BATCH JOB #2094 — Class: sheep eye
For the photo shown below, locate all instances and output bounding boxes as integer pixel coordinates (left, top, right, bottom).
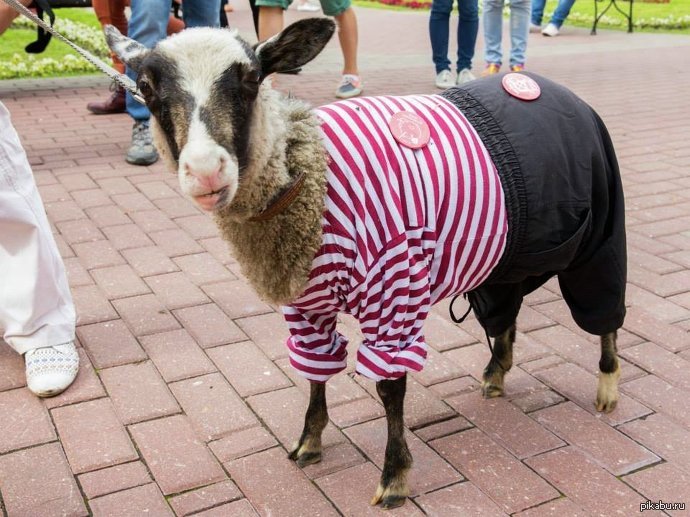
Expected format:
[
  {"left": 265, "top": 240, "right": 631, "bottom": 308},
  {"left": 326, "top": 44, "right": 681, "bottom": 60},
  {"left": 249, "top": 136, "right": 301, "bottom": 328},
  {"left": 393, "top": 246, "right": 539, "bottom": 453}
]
[{"left": 138, "top": 80, "right": 153, "bottom": 98}]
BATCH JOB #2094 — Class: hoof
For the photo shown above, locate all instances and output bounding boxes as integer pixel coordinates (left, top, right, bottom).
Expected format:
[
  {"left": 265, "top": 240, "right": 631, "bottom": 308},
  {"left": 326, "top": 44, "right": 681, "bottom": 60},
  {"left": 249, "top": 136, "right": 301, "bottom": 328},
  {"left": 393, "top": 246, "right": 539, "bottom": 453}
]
[
  {"left": 481, "top": 380, "right": 504, "bottom": 398},
  {"left": 370, "top": 475, "right": 409, "bottom": 509},
  {"left": 595, "top": 368, "right": 620, "bottom": 414},
  {"left": 288, "top": 440, "right": 322, "bottom": 467}
]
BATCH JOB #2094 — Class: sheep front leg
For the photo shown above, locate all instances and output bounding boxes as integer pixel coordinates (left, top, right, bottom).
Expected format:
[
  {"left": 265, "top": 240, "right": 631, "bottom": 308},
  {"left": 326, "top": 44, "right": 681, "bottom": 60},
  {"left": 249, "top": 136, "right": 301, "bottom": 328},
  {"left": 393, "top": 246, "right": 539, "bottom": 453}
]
[
  {"left": 481, "top": 324, "right": 516, "bottom": 398},
  {"left": 371, "top": 375, "right": 412, "bottom": 509},
  {"left": 596, "top": 332, "right": 620, "bottom": 413},
  {"left": 289, "top": 382, "right": 328, "bottom": 467}
]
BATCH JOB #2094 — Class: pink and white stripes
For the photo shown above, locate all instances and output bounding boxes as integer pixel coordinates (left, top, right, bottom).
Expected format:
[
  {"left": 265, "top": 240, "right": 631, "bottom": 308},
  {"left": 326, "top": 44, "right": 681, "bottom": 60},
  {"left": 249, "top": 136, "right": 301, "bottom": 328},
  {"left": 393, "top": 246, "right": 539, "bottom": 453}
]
[{"left": 285, "top": 95, "right": 507, "bottom": 382}]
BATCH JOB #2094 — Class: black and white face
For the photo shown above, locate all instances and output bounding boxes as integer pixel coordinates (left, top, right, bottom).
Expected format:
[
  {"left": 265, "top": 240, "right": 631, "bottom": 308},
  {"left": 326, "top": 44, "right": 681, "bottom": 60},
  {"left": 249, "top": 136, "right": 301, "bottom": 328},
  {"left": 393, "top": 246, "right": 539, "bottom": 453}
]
[{"left": 106, "top": 20, "right": 335, "bottom": 211}]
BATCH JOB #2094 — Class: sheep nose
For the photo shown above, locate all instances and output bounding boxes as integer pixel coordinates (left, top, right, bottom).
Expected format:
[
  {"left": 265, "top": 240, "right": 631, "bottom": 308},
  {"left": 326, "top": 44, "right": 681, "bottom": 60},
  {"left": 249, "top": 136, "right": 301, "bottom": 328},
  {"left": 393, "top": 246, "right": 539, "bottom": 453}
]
[{"left": 185, "top": 162, "right": 225, "bottom": 192}]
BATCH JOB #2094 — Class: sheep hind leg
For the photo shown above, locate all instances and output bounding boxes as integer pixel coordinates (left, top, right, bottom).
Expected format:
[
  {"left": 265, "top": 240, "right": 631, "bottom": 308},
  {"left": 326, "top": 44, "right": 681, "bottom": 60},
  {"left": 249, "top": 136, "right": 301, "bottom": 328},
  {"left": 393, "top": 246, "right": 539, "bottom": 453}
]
[
  {"left": 371, "top": 375, "right": 412, "bottom": 509},
  {"left": 481, "top": 323, "right": 516, "bottom": 398},
  {"left": 596, "top": 331, "right": 620, "bottom": 413},
  {"left": 289, "top": 382, "right": 328, "bottom": 467}
]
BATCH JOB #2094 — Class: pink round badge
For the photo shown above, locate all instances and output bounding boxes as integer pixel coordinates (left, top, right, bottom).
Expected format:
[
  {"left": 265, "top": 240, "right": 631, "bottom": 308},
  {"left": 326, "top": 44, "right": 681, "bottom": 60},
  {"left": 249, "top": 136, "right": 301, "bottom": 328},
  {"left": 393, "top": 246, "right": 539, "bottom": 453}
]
[
  {"left": 389, "top": 111, "right": 430, "bottom": 149},
  {"left": 502, "top": 73, "right": 541, "bottom": 101}
]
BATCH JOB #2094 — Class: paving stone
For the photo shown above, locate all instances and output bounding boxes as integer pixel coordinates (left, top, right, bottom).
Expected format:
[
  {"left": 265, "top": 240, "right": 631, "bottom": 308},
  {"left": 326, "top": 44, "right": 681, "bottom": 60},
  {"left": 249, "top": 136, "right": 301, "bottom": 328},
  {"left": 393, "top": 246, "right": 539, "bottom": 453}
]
[
  {"left": 169, "top": 480, "right": 243, "bottom": 516},
  {"left": 514, "top": 499, "right": 589, "bottom": 517},
  {"left": 77, "top": 319, "right": 147, "bottom": 369},
  {"left": 428, "top": 375, "right": 480, "bottom": 399},
  {"left": 191, "top": 499, "right": 259, "bottom": 517},
  {"left": 345, "top": 417, "right": 463, "bottom": 496},
  {"left": 78, "top": 461, "right": 152, "bottom": 499},
  {"left": 236, "top": 312, "right": 291, "bottom": 360},
  {"left": 136, "top": 180, "right": 178, "bottom": 200},
  {"left": 121, "top": 246, "right": 180, "bottom": 277},
  {"left": 96, "top": 177, "right": 137, "bottom": 195},
  {"left": 525, "top": 447, "right": 654, "bottom": 517},
  {"left": 317, "top": 462, "right": 424, "bottom": 516},
  {"left": 300, "top": 442, "right": 367, "bottom": 480},
  {"left": 533, "top": 401, "right": 659, "bottom": 475},
  {"left": 154, "top": 195, "right": 202, "bottom": 218},
  {"left": 129, "top": 415, "right": 226, "bottom": 495},
  {"left": 199, "top": 236, "right": 235, "bottom": 264},
  {"left": 207, "top": 341, "right": 292, "bottom": 397},
  {"left": 174, "top": 214, "right": 220, "bottom": 239},
  {"left": 91, "top": 264, "right": 151, "bottom": 299},
  {"left": 63, "top": 256, "right": 94, "bottom": 286},
  {"left": 623, "top": 306, "right": 690, "bottom": 352},
  {"left": 203, "top": 280, "right": 273, "bottom": 320},
  {"left": 529, "top": 325, "right": 601, "bottom": 373},
  {"left": 620, "top": 341, "right": 690, "bottom": 390},
  {"left": 72, "top": 188, "right": 112, "bottom": 209},
  {"left": 170, "top": 373, "right": 258, "bottom": 441},
  {"left": 172, "top": 252, "right": 235, "bottom": 285},
  {"left": 129, "top": 209, "right": 178, "bottom": 232},
  {"left": 247, "top": 386, "right": 345, "bottom": 450},
  {"left": 425, "top": 311, "right": 478, "bottom": 352},
  {"left": 446, "top": 392, "right": 564, "bottom": 459},
  {"left": 52, "top": 398, "right": 138, "bottom": 474},
  {"left": 88, "top": 483, "right": 174, "bottom": 517},
  {"left": 42, "top": 348, "right": 107, "bottom": 409},
  {"left": 431, "top": 428, "right": 559, "bottom": 514},
  {"left": 101, "top": 224, "right": 154, "bottom": 251},
  {"left": 144, "top": 271, "right": 210, "bottom": 310},
  {"left": 56, "top": 218, "right": 104, "bottom": 244},
  {"left": 112, "top": 294, "right": 180, "bottom": 336},
  {"left": 443, "top": 342, "right": 491, "bottom": 381},
  {"left": 208, "top": 426, "right": 278, "bottom": 463},
  {"left": 328, "top": 395, "right": 386, "bottom": 428},
  {"left": 100, "top": 361, "right": 180, "bottom": 424},
  {"left": 623, "top": 462, "right": 690, "bottom": 516},
  {"left": 0, "top": 388, "right": 56, "bottom": 453},
  {"left": 622, "top": 374, "right": 690, "bottom": 430},
  {"left": 225, "top": 448, "right": 339, "bottom": 517},
  {"left": 535, "top": 362, "right": 652, "bottom": 425},
  {"left": 414, "top": 415, "right": 473, "bottom": 442},
  {"left": 510, "top": 389, "right": 565, "bottom": 413},
  {"left": 173, "top": 303, "right": 248, "bottom": 348},
  {"left": 112, "top": 192, "right": 156, "bottom": 212},
  {"left": 0, "top": 343, "right": 26, "bottom": 391},
  {"left": 412, "top": 346, "right": 468, "bottom": 387},
  {"left": 45, "top": 200, "right": 85, "bottom": 222},
  {"left": 72, "top": 285, "right": 119, "bottom": 325},
  {"left": 0, "top": 443, "right": 88, "bottom": 517},
  {"left": 619, "top": 413, "right": 690, "bottom": 475},
  {"left": 149, "top": 228, "right": 204, "bottom": 257},
  {"left": 415, "top": 481, "right": 508, "bottom": 517},
  {"left": 73, "top": 240, "right": 125, "bottom": 270},
  {"left": 139, "top": 329, "right": 216, "bottom": 382}
]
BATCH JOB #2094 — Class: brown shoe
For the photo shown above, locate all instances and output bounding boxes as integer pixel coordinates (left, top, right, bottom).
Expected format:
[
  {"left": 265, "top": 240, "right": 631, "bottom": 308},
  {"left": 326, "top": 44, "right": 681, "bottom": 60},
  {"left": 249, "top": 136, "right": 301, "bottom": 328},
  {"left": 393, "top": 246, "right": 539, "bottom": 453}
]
[{"left": 87, "top": 84, "right": 126, "bottom": 115}]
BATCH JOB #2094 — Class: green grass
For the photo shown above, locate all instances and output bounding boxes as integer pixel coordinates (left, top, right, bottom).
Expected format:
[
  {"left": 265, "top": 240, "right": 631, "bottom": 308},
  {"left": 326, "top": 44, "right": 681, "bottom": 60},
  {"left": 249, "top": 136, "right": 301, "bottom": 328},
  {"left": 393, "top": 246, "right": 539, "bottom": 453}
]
[{"left": 0, "top": 8, "right": 102, "bottom": 77}]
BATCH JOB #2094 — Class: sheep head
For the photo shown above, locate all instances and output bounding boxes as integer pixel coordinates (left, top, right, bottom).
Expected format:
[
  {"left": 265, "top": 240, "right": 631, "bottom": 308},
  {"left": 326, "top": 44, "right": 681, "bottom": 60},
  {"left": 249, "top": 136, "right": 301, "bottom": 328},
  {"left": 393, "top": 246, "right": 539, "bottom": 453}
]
[{"left": 105, "top": 19, "right": 335, "bottom": 211}]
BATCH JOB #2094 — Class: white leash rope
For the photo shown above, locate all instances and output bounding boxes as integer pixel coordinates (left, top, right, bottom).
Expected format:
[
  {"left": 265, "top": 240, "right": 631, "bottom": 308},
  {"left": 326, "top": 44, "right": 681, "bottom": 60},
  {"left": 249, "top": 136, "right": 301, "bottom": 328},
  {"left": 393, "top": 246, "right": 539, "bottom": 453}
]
[{"left": 1, "top": 0, "right": 145, "bottom": 104}]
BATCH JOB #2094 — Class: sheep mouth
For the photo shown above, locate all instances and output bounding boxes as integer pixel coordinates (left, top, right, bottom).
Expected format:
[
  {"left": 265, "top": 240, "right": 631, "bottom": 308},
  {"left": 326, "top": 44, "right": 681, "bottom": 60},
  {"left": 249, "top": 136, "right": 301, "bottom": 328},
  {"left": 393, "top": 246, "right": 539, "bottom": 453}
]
[{"left": 193, "top": 186, "right": 229, "bottom": 211}]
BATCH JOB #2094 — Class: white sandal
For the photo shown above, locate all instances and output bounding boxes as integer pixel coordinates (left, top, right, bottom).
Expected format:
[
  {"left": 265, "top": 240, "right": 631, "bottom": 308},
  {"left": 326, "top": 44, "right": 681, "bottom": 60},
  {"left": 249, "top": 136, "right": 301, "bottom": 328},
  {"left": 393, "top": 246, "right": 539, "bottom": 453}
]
[{"left": 24, "top": 341, "right": 79, "bottom": 397}]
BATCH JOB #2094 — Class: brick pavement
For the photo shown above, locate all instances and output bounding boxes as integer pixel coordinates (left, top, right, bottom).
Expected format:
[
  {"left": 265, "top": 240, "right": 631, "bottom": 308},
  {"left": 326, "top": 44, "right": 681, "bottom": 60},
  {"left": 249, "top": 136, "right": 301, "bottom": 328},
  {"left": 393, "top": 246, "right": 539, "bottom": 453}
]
[{"left": 1, "top": 4, "right": 690, "bottom": 516}]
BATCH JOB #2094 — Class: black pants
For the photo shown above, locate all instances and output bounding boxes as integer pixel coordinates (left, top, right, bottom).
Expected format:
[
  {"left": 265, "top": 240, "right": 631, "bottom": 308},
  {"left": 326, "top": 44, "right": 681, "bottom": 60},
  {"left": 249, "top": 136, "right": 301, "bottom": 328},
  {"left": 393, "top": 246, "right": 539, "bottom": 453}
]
[{"left": 442, "top": 73, "right": 626, "bottom": 337}]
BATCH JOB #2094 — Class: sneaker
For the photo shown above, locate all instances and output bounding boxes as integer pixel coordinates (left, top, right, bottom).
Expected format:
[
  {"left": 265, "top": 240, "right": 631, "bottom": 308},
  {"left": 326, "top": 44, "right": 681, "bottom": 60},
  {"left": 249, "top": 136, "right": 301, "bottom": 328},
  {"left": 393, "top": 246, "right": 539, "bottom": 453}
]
[
  {"left": 542, "top": 23, "right": 560, "bottom": 36},
  {"left": 510, "top": 64, "right": 525, "bottom": 72},
  {"left": 25, "top": 342, "right": 79, "bottom": 398},
  {"left": 335, "top": 74, "right": 363, "bottom": 99},
  {"left": 297, "top": 0, "right": 320, "bottom": 11},
  {"left": 482, "top": 63, "right": 501, "bottom": 77},
  {"left": 456, "top": 68, "right": 476, "bottom": 85},
  {"left": 435, "top": 69, "right": 455, "bottom": 89},
  {"left": 87, "top": 83, "right": 126, "bottom": 115},
  {"left": 529, "top": 23, "right": 542, "bottom": 33},
  {"left": 126, "top": 120, "right": 158, "bottom": 165}
]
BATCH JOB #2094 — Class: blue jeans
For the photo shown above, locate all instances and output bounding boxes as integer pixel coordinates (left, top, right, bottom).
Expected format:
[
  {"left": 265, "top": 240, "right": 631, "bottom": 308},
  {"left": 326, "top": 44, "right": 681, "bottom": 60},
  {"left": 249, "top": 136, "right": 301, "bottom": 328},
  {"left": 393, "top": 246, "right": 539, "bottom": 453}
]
[
  {"left": 482, "top": 0, "right": 530, "bottom": 67},
  {"left": 126, "top": 0, "right": 221, "bottom": 121},
  {"left": 531, "top": 0, "right": 576, "bottom": 27},
  {"left": 429, "top": 0, "right": 479, "bottom": 73}
]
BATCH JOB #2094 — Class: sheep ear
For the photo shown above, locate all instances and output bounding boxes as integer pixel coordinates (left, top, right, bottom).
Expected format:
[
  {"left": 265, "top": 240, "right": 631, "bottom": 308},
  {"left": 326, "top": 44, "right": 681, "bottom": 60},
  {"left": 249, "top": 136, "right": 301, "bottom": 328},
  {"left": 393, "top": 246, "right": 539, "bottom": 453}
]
[
  {"left": 104, "top": 24, "right": 150, "bottom": 72},
  {"left": 254, "top": 18, "right": 335, "bottom": 78}
]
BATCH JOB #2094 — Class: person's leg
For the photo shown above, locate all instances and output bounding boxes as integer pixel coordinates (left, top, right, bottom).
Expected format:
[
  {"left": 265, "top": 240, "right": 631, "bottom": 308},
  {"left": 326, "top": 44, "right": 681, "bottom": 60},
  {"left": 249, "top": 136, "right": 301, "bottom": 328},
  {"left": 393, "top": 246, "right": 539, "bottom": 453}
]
[
  {"left": 550, "top": 0, "right": 576, "bottom": 27},
  {"left": 482, "top": 0, "right": 504, "bottom": 68},
  {"left": 182, "top": 0, "right": 221, "bottom": 27},
  {"left": 0, "top": 0, "right": 30, "bottom": 36},
  {"left": 456, "top": 0, "right": 479, "bottom": 72},
  {"left": 531, "top": 0, "right": 547, "bottom": 25},
  {"left": 257, "top": 6, "right": 284, "bottom": 40},
  {"left": 0, "top": 102, "right": 78, "bottom": 397},
  {"left": 508, "top": 0, "right": 530, "bottom": 68},
  {"left": 429, "top": 0, "right": 452, "bottom": 75},
  {"left": 333, "top": 7, "right": 358, "bottom": 76}
]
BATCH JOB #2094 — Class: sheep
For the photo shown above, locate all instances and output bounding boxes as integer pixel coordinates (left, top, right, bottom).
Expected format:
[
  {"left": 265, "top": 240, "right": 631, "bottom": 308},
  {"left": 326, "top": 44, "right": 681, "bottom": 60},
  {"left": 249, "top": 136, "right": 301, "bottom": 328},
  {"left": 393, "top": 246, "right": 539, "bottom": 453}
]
[{"left": 106, "top": 18, "right": 627, "bottom": 509}]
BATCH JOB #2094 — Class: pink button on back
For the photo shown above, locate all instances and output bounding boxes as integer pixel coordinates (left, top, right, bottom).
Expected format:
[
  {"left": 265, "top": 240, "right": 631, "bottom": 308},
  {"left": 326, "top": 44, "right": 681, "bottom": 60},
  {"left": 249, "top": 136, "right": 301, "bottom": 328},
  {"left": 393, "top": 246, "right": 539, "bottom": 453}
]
[
  {"left": 502, "top": 73, "right": 541, "bottom": 101},
  {"left": 389, "top": 111, "right": 430, "bottom": 149}
]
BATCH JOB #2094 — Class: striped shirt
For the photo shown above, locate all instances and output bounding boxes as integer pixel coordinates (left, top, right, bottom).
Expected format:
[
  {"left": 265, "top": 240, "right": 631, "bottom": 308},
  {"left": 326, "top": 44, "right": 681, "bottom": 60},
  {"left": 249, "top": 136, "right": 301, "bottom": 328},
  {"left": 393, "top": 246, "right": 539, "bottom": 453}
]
[{"left": 284, "top": 95, "right": 507, "bottom": 382}]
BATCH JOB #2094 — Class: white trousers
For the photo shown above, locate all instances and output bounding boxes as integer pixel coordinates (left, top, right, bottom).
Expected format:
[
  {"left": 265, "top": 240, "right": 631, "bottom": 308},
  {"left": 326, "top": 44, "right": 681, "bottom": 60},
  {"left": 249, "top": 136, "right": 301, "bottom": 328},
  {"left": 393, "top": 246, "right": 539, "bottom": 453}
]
[{"left": 0, "top": 101, "right": 75, "bottom": 355}]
